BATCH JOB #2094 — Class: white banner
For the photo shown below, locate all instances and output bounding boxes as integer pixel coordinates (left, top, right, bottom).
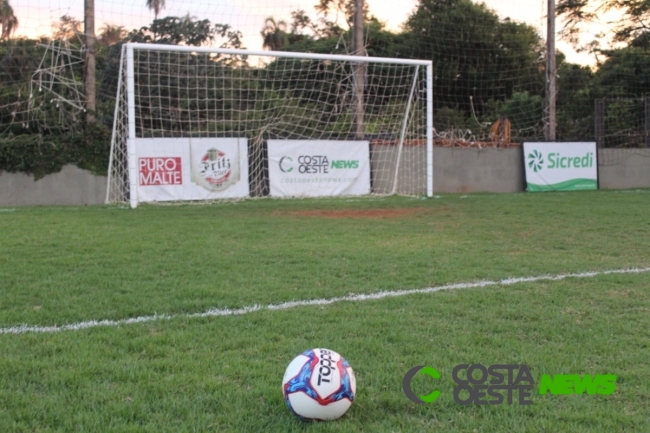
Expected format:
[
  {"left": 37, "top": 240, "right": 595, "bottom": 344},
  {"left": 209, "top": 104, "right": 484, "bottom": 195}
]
[
  {"left": 523, "top": 142, "right": 598, "bottom": 192},
  {"left": 134, "top": 137, "right": 249, "bottom": 202},
  {"left": 268, "top": 140, "right": 370, "bottom": 197}
]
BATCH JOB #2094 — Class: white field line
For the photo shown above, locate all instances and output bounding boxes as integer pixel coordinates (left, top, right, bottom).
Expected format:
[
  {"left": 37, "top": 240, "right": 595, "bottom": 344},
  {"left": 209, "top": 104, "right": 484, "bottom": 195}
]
[{"left": 2, "top": 267, "right": 649, "bottom": 335}]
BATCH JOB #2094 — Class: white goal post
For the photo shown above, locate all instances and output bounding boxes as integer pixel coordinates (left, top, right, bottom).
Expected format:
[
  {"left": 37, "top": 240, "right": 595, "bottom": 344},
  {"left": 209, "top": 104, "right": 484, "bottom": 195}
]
[{"left": 106, "top": 43, "right": 433, "bottom": 207}]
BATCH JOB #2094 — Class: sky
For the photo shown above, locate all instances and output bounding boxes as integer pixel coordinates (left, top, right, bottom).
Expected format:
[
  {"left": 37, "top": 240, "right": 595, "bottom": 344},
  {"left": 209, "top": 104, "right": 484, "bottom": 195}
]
[{"left": 13, "top": 0, "right": 618, "bottom": 66}]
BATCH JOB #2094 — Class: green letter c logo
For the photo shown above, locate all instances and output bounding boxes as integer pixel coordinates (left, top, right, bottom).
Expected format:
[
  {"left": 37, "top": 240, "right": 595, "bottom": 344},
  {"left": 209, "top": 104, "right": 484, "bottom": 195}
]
[{"left": 403, "top": 366, "right": 441, "bottom": 403}]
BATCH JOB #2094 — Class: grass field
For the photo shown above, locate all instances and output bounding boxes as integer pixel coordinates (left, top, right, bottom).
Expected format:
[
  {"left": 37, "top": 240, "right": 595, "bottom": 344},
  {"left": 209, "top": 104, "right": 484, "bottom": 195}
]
[{"left": 1, "top": 190, "right": 649, "bottom": 432}]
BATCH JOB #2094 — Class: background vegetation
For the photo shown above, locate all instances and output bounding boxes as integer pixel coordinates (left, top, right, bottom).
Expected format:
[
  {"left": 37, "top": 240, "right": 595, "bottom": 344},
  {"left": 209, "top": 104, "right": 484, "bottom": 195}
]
[{"left": 1, "top": 0, "right": 650, "bottom": 177}]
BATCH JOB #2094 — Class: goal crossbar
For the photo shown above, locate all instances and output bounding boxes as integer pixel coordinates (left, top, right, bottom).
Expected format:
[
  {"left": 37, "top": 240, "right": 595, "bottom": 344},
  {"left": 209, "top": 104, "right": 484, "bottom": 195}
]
[{"left": 123, "top": 43, "right": 433, "bottom": 67}]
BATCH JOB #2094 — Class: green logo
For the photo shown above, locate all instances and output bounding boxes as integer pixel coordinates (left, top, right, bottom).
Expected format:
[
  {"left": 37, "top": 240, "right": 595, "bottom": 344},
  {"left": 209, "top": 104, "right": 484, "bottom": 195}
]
[
  {"left": 539, "top": 374, "right": 617, "bottom": 395},
  {"left": 528, "top": 150, "right": 544, "bottom": 172},
  {"left": 547, "top": 152, "right": 594, "bottom": 169},
  {"left": 279, "top": 156, "right": 293, "bottom": 173},
  {"left": 402, "top": 366, "right": 441, "bottom": 403},
  {"left": 403, "top": 365, "right": 617, "bottom": 405}
]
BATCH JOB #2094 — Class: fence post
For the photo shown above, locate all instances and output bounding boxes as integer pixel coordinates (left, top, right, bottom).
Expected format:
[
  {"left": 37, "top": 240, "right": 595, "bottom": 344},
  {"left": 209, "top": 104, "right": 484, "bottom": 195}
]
[
  {"left": 643, "top": 97, "right": 650, "bottom": 147},
  {"left": 595, "top": 99, "right": 605, "bottom": 148}
]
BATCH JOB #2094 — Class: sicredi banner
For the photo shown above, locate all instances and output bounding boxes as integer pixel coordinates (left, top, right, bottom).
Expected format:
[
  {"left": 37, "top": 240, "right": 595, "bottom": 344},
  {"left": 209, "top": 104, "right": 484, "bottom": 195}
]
[
  {"left": 267, "top": 140, "right": 370, "bottom": 197},
  {"left": 523, "top": 142, "right": 598, "bottom": 192},
  {"left": 134, "top": 137, "right": 249, "bottom": 202}
]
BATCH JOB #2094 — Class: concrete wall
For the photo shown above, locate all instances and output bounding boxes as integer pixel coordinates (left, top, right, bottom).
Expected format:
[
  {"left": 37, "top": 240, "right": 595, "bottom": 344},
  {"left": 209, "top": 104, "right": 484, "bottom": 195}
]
[
  {"left": 370, "top": 144, "right": 427, "bottom": 194},
  {"left": 433, "top": 147, "right": 524, "bottom": 193},
  {"left": 598, "top": 149, "right": 650, "bottom": 190},
  {"left": 369, "top": 146, "right": 650, "bottom": 194},
  {"left": 1, "top": 148, "right": 648, "bottom": 206},
  {"left": 0, "top": 165, "right": 107, "bottom": 206}
]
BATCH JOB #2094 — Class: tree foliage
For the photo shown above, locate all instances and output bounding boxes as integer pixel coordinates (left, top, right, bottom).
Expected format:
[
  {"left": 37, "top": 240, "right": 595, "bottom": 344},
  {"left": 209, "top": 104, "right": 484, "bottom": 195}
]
[
  {"left": 128, "top": 15, "right": 243, "bottom": 48},
  {"left": 0, "top": 0, "right": 18, "bottom": 40},
  {"left": 558, "top": 0, "right": 650, "bottom": 46},
  {"left": 146, "top": 0, "right": 166, "bottom": 19},
  {"left": 261, "top": 18, "right": 289, "bottom": 51},
  {"left": 555, "top": 59, "right": 595, "bottom": 140},
  {"left": 4, "top": 0, "right": 650, "bottom": 179},
  {"left": 99, "top": 24, "right": 127, "bottom": 47},
  {"left": 402, "top": 0, "right": 544, "bottom": 119},
  {"left": 594, "top": 45, "right": 650, "bottom": 97}
]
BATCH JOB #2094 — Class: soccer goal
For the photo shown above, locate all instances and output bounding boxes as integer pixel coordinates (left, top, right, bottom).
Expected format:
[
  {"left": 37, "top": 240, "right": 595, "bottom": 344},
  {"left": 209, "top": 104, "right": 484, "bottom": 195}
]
[{"left": 106, "top": 43, "right": 433, "bottom": 207}]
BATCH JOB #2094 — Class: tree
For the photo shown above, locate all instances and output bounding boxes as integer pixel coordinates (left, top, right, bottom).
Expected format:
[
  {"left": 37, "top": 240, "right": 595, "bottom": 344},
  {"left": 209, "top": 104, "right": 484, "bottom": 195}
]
[
  {"left": 593, "top": 45, "right": 650, "bottom": 97},
  {"left": 402, "top": 0, "right": 544, "bottom": 116},
  {"left": 0, "top": 0, "right": 17, "bottom": 40},
  {"left": 261, "top": 18, "right": 289, "bottom": 51},
  {"left": 146, "top": 0, "right": 166, "bottom": 19},
  {"left": 98, "top": 24, "right": 126, "bottom": 47},
  {"left": 270, "top": 0, "right": 370, "bottom": 45},
  {"left": 261, "top": 0, "right": 393, "bottom": 56},
  {"left": 558, "top": 0, "right": 650, "bottom": 46},
  {"left": 52, "top": 14, "right": 83, "bottom": 41},
  {"left": 555, "top": 57, "right": 595, "bottom": 140},
  {"left": 557, "top": 1, "right": 650, "bottom": 143},
  {"left": 128, "top": 15, "right": 243, "bottom": 48}
]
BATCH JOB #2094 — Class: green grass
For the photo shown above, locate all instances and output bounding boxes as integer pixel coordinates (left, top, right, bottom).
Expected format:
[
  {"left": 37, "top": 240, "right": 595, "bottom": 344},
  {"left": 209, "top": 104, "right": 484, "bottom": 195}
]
[{"left": 1, "top": 190, "right": 649, "bottom": 432}]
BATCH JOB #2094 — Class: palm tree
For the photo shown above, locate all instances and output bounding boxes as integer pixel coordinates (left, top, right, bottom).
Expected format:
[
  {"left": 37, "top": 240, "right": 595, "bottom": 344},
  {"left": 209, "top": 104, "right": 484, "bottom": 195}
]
[
  {"left": 0, "top": 0, "right": 18, "bottom": 40},
  {"left": 98, "top": 24, "right": 126, "bottom": 47},
  {"left": 146, "top": 0, "right": 166, "bottom": 19},
  {"left": 261, "top": 17, "right": 288, "bottom": 51}
]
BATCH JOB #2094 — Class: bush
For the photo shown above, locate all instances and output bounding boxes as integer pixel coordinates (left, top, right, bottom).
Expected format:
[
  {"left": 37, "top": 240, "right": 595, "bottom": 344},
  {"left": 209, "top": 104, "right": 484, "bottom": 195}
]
[{"left": 0, "top": 122, "right": 111, "bottom": 180}]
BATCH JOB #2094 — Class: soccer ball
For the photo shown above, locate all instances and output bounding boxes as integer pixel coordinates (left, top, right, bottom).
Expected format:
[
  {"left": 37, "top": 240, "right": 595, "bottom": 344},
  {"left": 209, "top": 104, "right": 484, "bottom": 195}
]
[{"left": 282, "top": 348, "right": 356, "bottom": 421}]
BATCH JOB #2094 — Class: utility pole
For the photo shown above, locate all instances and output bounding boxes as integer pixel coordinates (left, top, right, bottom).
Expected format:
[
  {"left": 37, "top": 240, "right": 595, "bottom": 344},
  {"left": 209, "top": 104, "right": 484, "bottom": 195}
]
[
  {"left": 545, "top": 0, "right": 556, "bottom": 141},
  {"left": 352, "top": 0, "right": 366, "bottom": 140},
  {"left": 85, "top": 0, "right": 96, "bottom": 122}
]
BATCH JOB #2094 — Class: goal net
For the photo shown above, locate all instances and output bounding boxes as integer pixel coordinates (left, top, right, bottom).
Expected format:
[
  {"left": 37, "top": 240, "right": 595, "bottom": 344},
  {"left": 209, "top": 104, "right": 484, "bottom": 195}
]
[{"left": 106, "top": 43, "right": 432, "bottom": 207}]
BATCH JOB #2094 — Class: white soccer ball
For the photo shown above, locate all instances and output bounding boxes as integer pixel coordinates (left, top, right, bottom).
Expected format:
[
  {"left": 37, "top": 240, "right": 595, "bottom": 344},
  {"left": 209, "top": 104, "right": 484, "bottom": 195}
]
[{"left": 282, "top": 348, "right": 356, "bottom": 421}]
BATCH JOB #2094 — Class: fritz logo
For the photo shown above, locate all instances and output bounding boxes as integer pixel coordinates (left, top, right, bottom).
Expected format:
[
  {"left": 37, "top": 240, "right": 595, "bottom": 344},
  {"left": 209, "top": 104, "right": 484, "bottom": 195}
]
[
  {"left": 191, "top": 146, "right": 239, "bottom": 192},
  {"left": 139, "top": 157, "right": 182, "bottom": 186},
  {"left": 200, "top": 148, "right": 231, "bottom": 185}
]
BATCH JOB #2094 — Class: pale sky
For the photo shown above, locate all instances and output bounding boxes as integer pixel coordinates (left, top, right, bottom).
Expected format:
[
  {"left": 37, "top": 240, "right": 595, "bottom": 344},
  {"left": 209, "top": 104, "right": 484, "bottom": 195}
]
[{"left": 13, "top": 0, "right": 617, "bottom": 66}]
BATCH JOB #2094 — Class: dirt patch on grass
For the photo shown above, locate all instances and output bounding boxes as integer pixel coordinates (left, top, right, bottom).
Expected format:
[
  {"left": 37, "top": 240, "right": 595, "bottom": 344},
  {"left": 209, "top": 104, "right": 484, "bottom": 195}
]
[{"left": 275, "top": 207, "right": 444, "bottom": 219}]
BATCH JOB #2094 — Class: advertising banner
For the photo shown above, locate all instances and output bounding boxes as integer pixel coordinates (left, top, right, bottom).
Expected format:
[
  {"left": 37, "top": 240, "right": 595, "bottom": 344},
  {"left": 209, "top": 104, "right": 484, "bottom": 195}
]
[
  {"left": 134, "top": 137, "right": 249, "bottom": 202},
  {"left": 267, "top": 140, "right": 370, "bottom": 197},
  {"left": 523, "top": 142, "right": 598, "bottom": 191}
]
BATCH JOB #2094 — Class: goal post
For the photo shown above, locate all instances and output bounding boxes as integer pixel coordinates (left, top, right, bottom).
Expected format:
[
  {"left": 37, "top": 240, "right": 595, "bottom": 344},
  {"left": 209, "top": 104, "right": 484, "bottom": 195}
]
[{"left": 106, "top": 43, "right": 433, "bottom": 207}]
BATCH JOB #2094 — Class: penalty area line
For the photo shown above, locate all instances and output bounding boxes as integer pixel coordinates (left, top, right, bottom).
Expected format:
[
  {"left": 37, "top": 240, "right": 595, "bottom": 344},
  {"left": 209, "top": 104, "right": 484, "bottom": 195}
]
[{"left": 2, "top": 267, "right": 649, "bottom": 335}]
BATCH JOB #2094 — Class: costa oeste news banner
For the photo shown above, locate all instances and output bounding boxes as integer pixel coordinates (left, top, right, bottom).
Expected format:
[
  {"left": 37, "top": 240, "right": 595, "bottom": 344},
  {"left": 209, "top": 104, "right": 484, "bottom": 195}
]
[
  {"left": 523, "top": 142, "right": 598, "bottom": 192},
  {"left": 267, "top": 140, "right": 371, "bottom": 198}
]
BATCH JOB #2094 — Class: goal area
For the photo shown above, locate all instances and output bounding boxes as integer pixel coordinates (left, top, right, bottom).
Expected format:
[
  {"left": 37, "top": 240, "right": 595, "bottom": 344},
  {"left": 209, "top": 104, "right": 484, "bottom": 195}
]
[{"left": 106, "top": 43, "right": 432, "bottom": 207}]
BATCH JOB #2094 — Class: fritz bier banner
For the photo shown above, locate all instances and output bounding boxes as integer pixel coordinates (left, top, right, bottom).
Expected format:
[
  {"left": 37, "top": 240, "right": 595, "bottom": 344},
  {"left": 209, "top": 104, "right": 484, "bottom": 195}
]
[
  {"left": 523, "top": 142, "right": 598, "bottom": 192},
  {"left": 134, "top": 137, "right": 249, "bottom": 202},
  {"left": 267, "top": 140, "right": 371, "bottom": 197}
]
